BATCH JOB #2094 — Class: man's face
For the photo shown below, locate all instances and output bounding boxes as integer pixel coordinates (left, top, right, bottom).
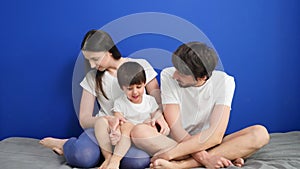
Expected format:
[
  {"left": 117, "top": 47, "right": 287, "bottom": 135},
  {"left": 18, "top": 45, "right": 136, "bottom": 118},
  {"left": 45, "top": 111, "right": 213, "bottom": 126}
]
[{"left": 172, "top": 70, "right": 197, "bottom": 88}]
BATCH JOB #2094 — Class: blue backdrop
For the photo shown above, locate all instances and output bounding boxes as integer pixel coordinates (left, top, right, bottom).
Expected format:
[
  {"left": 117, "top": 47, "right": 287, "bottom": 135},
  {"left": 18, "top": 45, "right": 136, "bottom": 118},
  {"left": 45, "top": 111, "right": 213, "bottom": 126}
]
[{"left": 1, "top": 0, "right": 300, "bottom": 140}]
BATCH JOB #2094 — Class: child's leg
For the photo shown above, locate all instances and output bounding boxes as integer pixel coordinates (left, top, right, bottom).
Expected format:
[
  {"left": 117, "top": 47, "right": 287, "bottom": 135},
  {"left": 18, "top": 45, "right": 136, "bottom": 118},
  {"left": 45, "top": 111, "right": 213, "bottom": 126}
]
[
  {"left": 94, "top": 117, "right": 113, "bottom": 168},
  {"left": 107, "top": 122, "right": 134, "bottom": 169}
]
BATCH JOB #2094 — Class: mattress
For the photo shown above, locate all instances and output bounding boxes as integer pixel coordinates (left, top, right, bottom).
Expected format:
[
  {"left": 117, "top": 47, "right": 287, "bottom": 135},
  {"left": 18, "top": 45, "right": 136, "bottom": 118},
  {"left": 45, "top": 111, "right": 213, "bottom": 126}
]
[{"left": 1, "top": 131, "right": 299, "bottom": 169}]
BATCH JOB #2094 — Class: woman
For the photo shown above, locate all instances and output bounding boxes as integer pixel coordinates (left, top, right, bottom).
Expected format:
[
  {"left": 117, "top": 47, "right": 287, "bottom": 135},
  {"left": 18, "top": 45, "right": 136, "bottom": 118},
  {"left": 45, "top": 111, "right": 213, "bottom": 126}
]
[{"left": 40, "top": 29, "right": 169, "bottom": 168}]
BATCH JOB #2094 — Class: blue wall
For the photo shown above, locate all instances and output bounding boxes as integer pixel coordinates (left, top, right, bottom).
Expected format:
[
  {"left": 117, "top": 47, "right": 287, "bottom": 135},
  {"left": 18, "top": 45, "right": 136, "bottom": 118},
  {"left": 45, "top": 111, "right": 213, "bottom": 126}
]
[{"left": 1, "top": 0, "right": 300, "bottom": 140}]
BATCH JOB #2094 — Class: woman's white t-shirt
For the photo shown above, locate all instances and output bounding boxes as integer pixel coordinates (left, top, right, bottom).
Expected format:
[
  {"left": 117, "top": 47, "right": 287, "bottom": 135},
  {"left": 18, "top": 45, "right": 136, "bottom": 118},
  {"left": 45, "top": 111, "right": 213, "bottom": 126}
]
[
  {"left": 80, "top": 58, "right": 157, "bottom": 117},
  {"left": 112, "top": 94, "right": 159, "bottom": 125},
  {"left": 161, "top": 67, "right": 235, "bottom": 135}
]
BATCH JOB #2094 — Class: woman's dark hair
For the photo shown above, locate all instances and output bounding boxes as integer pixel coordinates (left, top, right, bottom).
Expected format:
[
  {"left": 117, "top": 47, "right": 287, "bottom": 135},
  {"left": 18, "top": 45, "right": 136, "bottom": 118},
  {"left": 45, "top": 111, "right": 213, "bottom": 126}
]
[
  {"left": 117, "top": 62, "right": 146, "bottom": 89},
  {"left": 81, "top": 29, "right": 121, "bottom": 99},
  {"left": 172, "top": 42, "right": 218, "bottom": 80}
]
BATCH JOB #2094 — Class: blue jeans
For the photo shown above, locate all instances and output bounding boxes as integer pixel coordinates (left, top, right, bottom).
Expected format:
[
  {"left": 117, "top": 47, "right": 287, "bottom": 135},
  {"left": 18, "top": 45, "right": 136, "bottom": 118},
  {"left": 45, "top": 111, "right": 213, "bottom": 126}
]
[{"left": 63, "top": 128, "right": 150, "bottom": 168}]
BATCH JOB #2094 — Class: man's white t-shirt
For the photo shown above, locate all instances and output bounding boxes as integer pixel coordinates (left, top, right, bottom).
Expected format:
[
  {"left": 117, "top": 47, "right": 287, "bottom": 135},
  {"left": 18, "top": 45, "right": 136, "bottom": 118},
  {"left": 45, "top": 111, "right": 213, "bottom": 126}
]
[
  {"left": 161, "top": 67, "right": 235, "bottom": 135},
  {"left": 80, "top": 58, "right": 157, "bottom": 117},
  {"left": 112, "top": 94, "right": 159, "bottom": 125}
]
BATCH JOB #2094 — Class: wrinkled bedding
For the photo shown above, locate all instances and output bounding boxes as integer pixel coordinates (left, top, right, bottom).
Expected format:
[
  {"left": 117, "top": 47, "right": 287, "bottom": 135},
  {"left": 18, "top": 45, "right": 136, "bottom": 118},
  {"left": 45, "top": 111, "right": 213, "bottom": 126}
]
[{"left": 1, "top": 131, "right": 299, "bottom": 169}]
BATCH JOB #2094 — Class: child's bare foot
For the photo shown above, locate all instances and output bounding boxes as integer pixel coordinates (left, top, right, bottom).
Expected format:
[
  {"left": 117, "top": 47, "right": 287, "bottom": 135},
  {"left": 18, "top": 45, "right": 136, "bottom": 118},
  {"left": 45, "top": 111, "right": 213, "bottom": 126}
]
[
  {"left": 98, "top": 159, "right": 110, "bottom": 169},
  {"left": 106, "top": 161, "right": 120, "bottom": 169},
  {"left": 106, "top": 156, "right": 121, "bottom": 169},
  {"left": 233, "top": 158, "right": 244, "bottom": 167},
  {"left": 39, "top": 137, "right": 67, "bottom": 155}
]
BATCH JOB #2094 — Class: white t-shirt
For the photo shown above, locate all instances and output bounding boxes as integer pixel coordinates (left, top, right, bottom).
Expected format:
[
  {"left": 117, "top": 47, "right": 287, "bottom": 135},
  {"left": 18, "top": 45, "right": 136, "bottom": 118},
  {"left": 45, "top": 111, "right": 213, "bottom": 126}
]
[
  {"left": 80, "top": 58, "right": 157, "bottom": 117},
  {"left": 112, "top": 94, "right": 159, "bottom": 125},
  {"left": 161, "top": 67, "right": 235, "bottom": 135}
]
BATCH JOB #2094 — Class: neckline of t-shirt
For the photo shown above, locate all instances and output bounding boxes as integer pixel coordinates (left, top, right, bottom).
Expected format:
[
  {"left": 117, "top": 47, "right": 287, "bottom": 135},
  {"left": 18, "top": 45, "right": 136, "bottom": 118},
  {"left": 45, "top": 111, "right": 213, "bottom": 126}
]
[{"left": 105, "top": 57, "right": 133, "bottom": 78}]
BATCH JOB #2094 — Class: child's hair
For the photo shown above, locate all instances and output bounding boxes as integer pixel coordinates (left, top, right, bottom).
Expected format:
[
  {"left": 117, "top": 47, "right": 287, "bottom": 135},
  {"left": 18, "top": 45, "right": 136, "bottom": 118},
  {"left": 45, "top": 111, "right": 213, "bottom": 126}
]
[{"left": 117, "top": 62, "right": 146, "bottom": 89}]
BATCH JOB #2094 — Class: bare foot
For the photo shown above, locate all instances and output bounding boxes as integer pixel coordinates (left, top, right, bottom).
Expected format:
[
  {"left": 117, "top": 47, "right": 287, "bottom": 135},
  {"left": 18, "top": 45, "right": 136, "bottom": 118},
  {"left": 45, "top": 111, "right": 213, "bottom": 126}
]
[
  {"left": 106, "top": 161, "right": 120, "bottom": 169},
  {"left": 195, "top": 151, "right": 232, "bottom": 169},
  {"left": 52, "top": 147, "right": 64, "bottom": 156},
  {"left": 98, "top": 159, "right": 110, "bottom": 169},
  {"left": 150, "top": 159, "right": 183, "bottom": 169},
  {"left": 39, "top": 137, "right": 67, "bottom": 155},
  {"left": 233, "top": 158, "right": 244, "bottom": 167}
]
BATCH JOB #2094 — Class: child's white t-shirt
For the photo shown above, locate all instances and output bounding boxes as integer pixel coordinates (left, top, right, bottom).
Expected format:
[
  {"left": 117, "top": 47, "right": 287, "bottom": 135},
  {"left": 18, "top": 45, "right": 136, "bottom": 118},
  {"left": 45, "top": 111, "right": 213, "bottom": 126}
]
[
  {"left": 112, "top": 94, "right": 159, "bottom": 125},
  {"left": 161, "top": 67, "right": 235, "bottom": 135},
  {"left": 80, "top": 58, "right": 157, "bottom": 117}
]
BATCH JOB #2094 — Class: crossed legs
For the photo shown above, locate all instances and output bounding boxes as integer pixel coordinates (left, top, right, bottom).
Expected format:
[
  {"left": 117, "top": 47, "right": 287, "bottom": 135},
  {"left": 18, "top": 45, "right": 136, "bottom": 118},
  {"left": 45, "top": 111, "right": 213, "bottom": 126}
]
[{"left": 131, "top": 124, "right": 270, "bottom": 169}]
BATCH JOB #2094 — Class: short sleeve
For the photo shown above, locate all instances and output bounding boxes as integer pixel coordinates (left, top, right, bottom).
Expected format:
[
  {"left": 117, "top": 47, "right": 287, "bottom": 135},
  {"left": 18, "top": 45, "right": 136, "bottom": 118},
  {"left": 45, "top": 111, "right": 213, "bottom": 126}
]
[
  {"left": 161, "top": 68, "right": 180, "bottom": 104},
  {"left": 214, "top": 74, "right": 235, "bottom": 107},
  {"left": 112, "top": 96, "right": 124, "bottom": 114},
  {"left": 80, "top": 70, "right": 97, "bottom": 96}
]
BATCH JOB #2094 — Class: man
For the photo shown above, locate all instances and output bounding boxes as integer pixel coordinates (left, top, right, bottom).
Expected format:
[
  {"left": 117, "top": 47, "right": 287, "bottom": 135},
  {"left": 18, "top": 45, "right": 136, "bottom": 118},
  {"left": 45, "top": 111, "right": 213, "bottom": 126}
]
[{"left": 131, "top": 42, "right": 270, "bottom": 169}]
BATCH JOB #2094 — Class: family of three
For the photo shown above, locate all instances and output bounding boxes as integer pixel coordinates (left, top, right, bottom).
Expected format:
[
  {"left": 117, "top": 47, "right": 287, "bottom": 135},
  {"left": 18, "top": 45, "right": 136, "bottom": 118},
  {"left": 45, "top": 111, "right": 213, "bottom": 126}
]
[{"left": 40, "top": 29, "right": 270, "bottom": 169}]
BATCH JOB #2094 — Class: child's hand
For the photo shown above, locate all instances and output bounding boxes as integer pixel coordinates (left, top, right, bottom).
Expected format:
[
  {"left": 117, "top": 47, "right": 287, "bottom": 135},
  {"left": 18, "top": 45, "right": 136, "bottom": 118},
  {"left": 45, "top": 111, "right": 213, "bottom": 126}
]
[{"left": 109, "top": 128, "right": 121, "bottom": 145}]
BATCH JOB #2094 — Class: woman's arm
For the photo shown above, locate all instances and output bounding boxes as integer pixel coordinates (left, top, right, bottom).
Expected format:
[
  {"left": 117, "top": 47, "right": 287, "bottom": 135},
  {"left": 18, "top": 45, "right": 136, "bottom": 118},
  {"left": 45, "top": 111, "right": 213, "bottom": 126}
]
[{"left": 78, "top": 89, "right": 99, "bottom": 129}]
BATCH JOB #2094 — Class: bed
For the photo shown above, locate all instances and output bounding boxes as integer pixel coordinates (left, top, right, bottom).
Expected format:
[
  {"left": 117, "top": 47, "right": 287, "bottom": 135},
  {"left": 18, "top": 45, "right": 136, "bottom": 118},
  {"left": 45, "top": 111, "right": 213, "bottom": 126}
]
[{"left": 1, "top": 131, "right": 299, "bottom": 169}]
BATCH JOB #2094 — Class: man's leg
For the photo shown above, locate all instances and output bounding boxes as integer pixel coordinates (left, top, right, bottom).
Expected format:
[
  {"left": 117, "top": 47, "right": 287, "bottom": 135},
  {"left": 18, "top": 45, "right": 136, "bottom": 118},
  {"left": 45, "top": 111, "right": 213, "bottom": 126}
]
[
  {"left": 206, "top": 125, "right": 269, "bottom": 159},
  {"left": 132, "top": 124, "right": 269, "bottom": 169}
]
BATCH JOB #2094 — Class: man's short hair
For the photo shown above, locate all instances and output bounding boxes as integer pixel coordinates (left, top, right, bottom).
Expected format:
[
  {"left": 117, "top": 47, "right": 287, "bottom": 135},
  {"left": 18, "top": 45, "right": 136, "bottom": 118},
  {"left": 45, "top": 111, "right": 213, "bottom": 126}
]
[
  {"left": 172, "top": 42, "right": 218, "bottom": 79},
  {"left": 117, "top": 62, "right": 146, "bottom": 88}
]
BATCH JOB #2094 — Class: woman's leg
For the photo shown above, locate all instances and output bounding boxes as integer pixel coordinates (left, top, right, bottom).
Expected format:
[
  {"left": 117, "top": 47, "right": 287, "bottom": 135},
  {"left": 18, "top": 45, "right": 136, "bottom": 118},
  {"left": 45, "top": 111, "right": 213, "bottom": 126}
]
[{"left": 63, "top": 128, "right": 102, "bottom": 168}]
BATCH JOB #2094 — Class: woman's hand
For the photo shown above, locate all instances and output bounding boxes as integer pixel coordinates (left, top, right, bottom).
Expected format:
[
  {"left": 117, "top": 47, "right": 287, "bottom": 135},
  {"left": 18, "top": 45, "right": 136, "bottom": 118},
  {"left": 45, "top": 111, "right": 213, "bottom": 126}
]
[
  {"left": 109, "top": 128, "right": 121, "bottom": 145},
  {"left": 105, "top": 115, "right": 126, "bottom": 145}
]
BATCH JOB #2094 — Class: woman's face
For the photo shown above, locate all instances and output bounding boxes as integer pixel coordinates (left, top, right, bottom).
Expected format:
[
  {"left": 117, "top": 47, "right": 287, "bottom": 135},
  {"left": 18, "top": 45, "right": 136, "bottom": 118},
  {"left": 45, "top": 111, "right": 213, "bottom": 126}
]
[{"left": 82, "top": 51, "right": 111, "bottom": 71}]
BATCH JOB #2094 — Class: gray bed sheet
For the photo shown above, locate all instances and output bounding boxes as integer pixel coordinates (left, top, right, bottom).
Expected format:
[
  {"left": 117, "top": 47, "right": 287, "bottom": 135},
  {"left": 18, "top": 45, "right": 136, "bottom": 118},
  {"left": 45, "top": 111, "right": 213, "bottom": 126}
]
[{"left": 0, "top": 131, "right": 299, "bottom": 169}]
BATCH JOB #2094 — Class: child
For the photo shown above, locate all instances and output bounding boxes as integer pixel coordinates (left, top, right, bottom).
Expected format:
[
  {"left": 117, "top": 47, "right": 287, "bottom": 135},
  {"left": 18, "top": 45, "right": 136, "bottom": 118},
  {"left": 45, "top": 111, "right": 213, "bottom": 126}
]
[{"left": 94, "top": 62, "right": 166, "bottom": 169}]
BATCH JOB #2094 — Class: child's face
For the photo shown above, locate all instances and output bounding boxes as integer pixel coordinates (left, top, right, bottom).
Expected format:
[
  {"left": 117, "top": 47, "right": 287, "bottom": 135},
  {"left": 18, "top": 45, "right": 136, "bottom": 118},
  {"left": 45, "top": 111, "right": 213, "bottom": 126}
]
[{"left": 122, "top": 83, "right": 145, "bottom": 104}]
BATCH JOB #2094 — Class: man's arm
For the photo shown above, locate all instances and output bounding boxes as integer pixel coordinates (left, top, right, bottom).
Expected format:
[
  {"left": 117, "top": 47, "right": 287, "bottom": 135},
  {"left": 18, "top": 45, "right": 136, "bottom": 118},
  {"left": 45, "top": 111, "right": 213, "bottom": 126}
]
[
  {"left": 163, "top": 104, "right": 191, "bottom": 142},
  {"left": 155, "top": 104, "right": 230, "bottom": 160}
]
